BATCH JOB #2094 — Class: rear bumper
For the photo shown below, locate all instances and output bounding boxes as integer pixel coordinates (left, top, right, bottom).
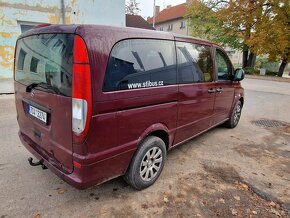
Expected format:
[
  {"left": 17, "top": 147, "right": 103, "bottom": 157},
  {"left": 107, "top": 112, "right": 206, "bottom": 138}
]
[{"left": 19, "top": 131, "right": 135, "bottom": 189}]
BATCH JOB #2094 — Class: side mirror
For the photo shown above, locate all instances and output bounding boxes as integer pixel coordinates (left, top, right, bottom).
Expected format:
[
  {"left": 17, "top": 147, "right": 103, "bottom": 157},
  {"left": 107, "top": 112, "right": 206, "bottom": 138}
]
[{"left": 233, "top": 68, "right": 245, "bottom": 81}]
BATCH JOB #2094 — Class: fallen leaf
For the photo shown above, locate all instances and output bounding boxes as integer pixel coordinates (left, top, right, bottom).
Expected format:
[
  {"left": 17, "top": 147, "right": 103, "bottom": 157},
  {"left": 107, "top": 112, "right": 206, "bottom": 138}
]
[
  {"left": 237, "top": 183, "right": 248, "bottom": 190},
  {"left": 141, "top": 204, "right": 148, "bottom": 209},
  {"left": 234, "top": 196, "right": 240, "bottom": 201},
  {"left": 231, "top": 208, "right": 238, "bottom": 216},
  {"left": 270, "top": 209, "right": 281, "bottom": 217},
  {"left": 100, "top": 209, "right": 108, "bottom": 215},
  {"left": 33, "top": 214, "right": 41, "bottom": 218},
  {"left": 269, "top": 201, "right": 276, "bottom": 207},
  {"left": 252, "top": 211, "right": 258, "bottom": 215},
  {"left": 219, "top": 198, "right": 225, "bottom": 204},
  {"left": 163, "top": 197, "right": 169, "bottom": 203},
  {"left": 56, "top": 188, "right": 67, "bottom": 194}
]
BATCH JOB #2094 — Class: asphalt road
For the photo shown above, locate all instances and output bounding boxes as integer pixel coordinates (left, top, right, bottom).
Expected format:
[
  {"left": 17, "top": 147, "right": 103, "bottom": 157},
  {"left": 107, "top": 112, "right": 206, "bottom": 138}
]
[{"left": 0, "top": 78, "right": 289, "bottom": 217}]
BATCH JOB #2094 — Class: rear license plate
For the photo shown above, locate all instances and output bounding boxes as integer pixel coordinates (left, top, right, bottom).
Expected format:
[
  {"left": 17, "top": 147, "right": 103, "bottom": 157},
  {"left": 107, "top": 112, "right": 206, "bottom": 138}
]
[{"left": 28, "top": 105, "right": 47, "bottom": 123}]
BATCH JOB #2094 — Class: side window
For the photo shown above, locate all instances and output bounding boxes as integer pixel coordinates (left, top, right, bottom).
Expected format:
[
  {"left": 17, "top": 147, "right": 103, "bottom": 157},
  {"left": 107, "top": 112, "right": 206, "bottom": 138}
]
[
  {"left": 103, "top": 39, "right": 177, "bottom": 91},
  {"left": 176, "top": 42, "right": 213, "bottom": 84},
  {"left": 216, "top": 49, "right": 233, "bottom": 80}
]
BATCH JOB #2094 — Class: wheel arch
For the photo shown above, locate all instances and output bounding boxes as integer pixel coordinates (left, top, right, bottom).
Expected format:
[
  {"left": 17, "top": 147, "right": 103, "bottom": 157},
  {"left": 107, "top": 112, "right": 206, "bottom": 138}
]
[
  {"left": 239, "top": 96, "right": 244, "bottom": 106},
  {"left": 138, "top": 123, "right": 171, "bottom": 151}
]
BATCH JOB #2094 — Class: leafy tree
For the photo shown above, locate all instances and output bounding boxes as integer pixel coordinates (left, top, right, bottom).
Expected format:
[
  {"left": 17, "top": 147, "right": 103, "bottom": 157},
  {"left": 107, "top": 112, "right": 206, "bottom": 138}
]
[
  {"left": 247, "top": 0, "right": 289, "bottom": 76},
  {"left": 186, "top": 0, "right": 289, "bottom": 73},
  {"left": 217, "top": 0, "right": 261, "bottom": 68},
  {"left": 186, "top": 0, "right": 241, "bottom": 49},
  {"left": 126, "top": 0, "right": 141, "bottom": 15}
]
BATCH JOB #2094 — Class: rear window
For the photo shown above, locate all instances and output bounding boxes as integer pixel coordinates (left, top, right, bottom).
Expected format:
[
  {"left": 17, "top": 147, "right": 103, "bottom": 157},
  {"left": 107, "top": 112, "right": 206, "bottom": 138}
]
[
  {"left": 15, "top": 34, "right": 74, "bottom": 97},
  {"left": 103, "top": 39, "right": 177, "bottom": 92}
]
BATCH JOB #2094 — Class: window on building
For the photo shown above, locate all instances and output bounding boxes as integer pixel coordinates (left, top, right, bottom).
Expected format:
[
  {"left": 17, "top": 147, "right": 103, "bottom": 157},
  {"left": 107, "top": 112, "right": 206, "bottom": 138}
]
[
  {"left": 176, "top": 41, "right": 213, "bottom": 83},
  {"left": 180, "top": 20, "right": 186, "bottom": 29},
  {"left": 20, "top": 24, "right": 35, "bottom": 33},
  {"left": 168, "top": 24, "right": 173, "bottom": 31},
  {"left": 159, "top": 26, "right": 163, "bottom": 31},
  {"left": 18, "top": 22, "right": 47, "bottom": 33},
  {"left": 103, "top": 39, "right": 177, "bottom": 91}
]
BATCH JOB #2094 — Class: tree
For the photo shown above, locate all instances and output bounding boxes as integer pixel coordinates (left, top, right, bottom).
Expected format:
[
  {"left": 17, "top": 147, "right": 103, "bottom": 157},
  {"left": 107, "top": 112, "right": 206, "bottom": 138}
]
[
  {"left": 126, "top": 0, "right": 140, "bottom": 15},
  {"left": 247, "top": 0, "right": 289, "bottom": 76},
  {"left": 187, "top": 0, "right": 290, "bottom": 75},
  {"left": 186, "top": 0, "right": 277, "bottom": 68},
  {"left": 218, "top": 0, "right": 261, "bottom": 68}
]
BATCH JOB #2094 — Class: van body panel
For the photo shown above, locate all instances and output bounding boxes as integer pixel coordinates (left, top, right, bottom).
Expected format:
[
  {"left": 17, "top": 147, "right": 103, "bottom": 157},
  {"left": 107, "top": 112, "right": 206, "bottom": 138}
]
[
  {"left": 16, "top": 85, "right": 73, "bottom": 173},
  {"left": 19, "top": 25, "right": 77, "bottom": 38},
  {"left": 87, "top": 86, "right": 178, "bottom": 155},
  {"left": 20, "top": 132, "right": 135, "bottom": 189},
  {"left": 116, "top": 100, "right": 178, "bottom": 150},
  {"left": 212, "top": 45, "right": 237, "bottom": 124},
  {"left": 213, "top": 81, "right": 235, "bottom": 124},
  {"left": 174, "top": 82, "right": 216, "bottom": 144}
]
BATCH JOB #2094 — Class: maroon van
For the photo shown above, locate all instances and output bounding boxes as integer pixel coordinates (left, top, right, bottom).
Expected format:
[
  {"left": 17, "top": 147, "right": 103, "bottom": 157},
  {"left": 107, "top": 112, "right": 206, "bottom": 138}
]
[{"left": 14, "top": 25, "right": 244, "bottom": 190}]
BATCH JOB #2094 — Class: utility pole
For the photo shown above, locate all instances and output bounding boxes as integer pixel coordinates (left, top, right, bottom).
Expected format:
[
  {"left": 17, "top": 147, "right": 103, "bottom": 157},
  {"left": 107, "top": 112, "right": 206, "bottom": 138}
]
[
  {"left": 153, "top": 0, "right": 156, "bottom": 28},
  {"left": 61, "top": 0, "right": 65, "bottom": 24}
]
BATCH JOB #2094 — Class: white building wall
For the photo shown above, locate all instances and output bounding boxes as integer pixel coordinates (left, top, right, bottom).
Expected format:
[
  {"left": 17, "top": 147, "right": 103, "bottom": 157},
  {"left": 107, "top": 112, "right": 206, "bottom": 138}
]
[{"left": 0, "top": 0, "right": 125, "bottom": 79}]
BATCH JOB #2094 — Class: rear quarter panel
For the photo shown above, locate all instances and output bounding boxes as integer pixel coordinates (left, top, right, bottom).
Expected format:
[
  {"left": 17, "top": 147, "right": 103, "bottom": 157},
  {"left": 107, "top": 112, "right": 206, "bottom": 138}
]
[{"left": 76, "top": 26, "right": 178, "bottom": 172}]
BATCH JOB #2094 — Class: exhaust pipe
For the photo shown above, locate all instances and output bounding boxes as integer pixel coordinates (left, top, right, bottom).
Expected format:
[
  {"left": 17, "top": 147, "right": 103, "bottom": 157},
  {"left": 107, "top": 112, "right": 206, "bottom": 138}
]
[{"left": 28, "top": 157, "right": 47, "bottom": 169}]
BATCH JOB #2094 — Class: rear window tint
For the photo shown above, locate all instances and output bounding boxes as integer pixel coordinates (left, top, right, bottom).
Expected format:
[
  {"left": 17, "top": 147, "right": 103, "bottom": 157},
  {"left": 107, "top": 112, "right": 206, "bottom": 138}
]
[
  {"left": 15, "top": 34, "right": 74, "bottom": 97},
  {"left": 103, "top": 39, "right": 177, "bottom": 91},
  {"left": 176, "top": 42, "right": 213, "bottom": 83}
]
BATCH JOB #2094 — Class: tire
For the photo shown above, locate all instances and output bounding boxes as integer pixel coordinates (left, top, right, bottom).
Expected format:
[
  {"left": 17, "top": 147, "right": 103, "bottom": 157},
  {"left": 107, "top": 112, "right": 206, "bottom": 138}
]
[
  {"left": 124, "top": 136, "right": 167, "bottom": 190},
  {"left": 224, "top": 100, "right": 243, "bottom": 128}
]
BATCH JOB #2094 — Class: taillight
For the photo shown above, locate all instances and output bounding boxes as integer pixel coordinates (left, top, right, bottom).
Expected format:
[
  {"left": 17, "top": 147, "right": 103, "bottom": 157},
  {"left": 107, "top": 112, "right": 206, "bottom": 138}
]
[{"left": 72, "top": 35, "right": 92, "bottom": 144}]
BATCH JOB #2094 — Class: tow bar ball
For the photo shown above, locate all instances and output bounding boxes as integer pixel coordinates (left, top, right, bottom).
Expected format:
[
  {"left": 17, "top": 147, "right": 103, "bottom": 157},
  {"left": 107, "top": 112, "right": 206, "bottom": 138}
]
[{"left": 28, "top": 157, "right": 47, "bottom": 169}]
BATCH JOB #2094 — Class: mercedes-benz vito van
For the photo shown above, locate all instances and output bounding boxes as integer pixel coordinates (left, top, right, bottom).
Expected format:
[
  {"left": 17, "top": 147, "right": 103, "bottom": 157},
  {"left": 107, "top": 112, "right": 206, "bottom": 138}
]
[{"left": 14, "top": 25, "right": 244, "bottom": 190}]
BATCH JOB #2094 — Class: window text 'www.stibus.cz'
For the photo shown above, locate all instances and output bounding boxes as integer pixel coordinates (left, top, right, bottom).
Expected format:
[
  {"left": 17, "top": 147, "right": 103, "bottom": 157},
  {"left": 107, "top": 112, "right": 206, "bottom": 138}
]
[{"left": 127, "top": 81, "right": 164, "bottom": 89}]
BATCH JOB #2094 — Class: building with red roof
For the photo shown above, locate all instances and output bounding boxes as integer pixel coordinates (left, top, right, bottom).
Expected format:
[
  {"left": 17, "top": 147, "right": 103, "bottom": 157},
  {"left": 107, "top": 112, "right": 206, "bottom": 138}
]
[
  {"left": 147, "top": 3, "right": 189, "bottom": 35},
  {"left": 126, "top": 14, "right": 155, "bottom": 30}
]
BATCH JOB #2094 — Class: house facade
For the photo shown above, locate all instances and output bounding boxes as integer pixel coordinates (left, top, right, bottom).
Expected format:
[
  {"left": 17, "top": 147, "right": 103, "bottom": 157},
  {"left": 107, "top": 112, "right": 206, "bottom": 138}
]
[
  {"left": 0, "top": 0, "right": 125, "bottom": 79},
  {"left": 147, "top": 3, "right": 242, "bottom": 66},
  {"left": 147, "top": 4, "right": 189, "bottom": 36}
]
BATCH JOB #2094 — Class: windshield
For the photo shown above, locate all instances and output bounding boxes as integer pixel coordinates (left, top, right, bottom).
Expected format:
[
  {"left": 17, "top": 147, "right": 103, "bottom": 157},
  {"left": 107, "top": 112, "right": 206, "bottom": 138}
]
[{"left": 15, "top": 33, "right": 74, "bottom": 97}]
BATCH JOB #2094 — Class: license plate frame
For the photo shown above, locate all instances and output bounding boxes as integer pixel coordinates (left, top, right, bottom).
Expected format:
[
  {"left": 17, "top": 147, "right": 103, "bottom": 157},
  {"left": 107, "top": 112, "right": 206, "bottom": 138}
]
[{"left": 28, "top": 104, "right": 47, "bottom": 124}]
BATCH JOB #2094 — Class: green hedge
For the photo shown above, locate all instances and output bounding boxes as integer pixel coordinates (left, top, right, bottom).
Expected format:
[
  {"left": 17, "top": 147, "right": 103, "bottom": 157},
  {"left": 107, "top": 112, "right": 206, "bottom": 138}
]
[
  {"left": 243, "top": 67, "right": 260, "bottom": 75},
  {"left": 243, "top": 67, "right": 278, "bottom": 76}
]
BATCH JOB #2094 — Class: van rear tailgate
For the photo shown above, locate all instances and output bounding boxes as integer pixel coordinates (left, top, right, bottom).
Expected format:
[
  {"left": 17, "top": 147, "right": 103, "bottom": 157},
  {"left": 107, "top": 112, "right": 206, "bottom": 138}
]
[{"left": 15, "top": 33, "right": 74, "bottom": 173}]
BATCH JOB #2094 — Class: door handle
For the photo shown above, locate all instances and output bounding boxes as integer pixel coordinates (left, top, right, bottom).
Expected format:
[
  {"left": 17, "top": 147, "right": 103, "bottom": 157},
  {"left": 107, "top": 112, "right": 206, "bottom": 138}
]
[
  {"left": 216, "top": 88, "right": 223, "bottom": 93},
  {"left": 208, "top": 88, "right": 216, "bottom": 93}
]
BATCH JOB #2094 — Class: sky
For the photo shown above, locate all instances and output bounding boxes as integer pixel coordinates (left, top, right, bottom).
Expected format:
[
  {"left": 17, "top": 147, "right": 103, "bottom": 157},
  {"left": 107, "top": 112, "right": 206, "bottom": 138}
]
[{"left": 127, "top": 0, "right": 186, "bottom": 19}]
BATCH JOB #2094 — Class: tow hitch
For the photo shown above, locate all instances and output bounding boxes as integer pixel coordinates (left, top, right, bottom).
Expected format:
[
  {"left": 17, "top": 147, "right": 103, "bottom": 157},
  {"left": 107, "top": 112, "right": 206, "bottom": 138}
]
[{"left": 28, "top": 157, "right": 47, "bottom": 169}]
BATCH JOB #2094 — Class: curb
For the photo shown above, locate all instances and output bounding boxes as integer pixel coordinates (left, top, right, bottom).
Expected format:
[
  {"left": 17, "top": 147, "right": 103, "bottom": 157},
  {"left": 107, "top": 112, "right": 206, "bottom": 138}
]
[{"left": 246, "top": 75, "right": 290, "bottom": 83}]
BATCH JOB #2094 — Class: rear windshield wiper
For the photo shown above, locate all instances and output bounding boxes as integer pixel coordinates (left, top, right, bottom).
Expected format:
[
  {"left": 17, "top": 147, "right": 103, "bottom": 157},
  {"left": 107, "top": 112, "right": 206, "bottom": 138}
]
[{"left": 26, "top": 82, "right": 60, "bottom": 94}]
